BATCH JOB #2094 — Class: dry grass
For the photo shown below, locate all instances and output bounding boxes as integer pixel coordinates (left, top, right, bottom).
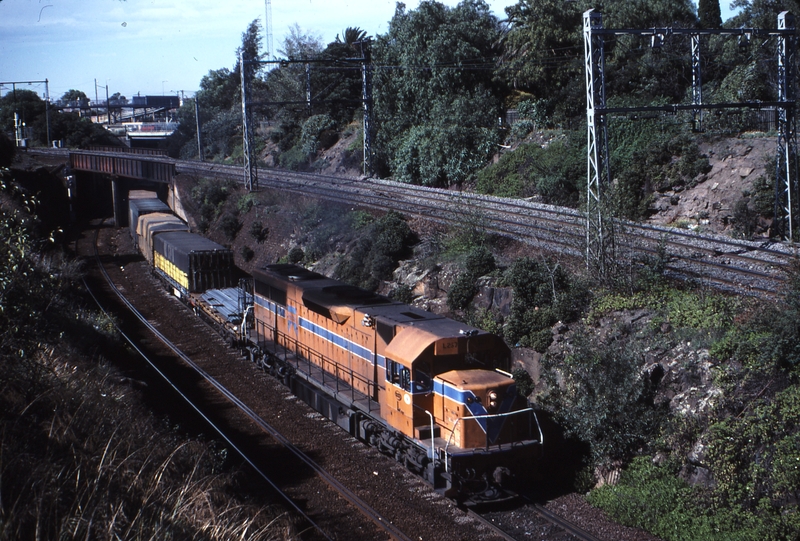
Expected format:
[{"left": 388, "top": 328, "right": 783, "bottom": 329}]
[{"left": 0, "top": 346, "right": 298, "bottom": 541}]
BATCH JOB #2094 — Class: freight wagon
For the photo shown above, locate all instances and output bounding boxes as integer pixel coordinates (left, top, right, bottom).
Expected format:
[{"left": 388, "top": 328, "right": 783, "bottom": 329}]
[
  {"left": 136, "top": 212, "right": 190, "bottom": 264},
  {"left": 153, "top": 231, "right": 235, "bottom": 295}
]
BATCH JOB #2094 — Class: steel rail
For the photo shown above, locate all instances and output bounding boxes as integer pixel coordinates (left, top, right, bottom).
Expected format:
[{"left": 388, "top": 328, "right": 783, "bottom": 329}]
[
  {"left": 81, "top": 221, "right": 334, "bottom": 540},
  {"left": 532, "top": 503, "right": 605, "bottom": 541},
  {"left": 32, "top": 146, "right": 792, "bottom": 297},
  {"left": 85, "top": 220, "right": 414, "bottom": 541},
  {"left": 179, "top": 161, "right": 789, "bottom": 296}
]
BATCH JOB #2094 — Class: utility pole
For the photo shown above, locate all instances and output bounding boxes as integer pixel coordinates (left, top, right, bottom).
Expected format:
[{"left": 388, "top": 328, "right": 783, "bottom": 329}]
[
  {"left": 264, "top": 0, "right": 274, "bottom": 61},
  {"left": 195, "top": 97, "right": 204, "bottom": 161}
]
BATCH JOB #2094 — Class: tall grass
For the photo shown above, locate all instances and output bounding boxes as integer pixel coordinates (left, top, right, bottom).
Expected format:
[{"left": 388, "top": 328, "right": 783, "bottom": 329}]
[{"left": 0, "top": 339, "right": 297, "bottom": 541}]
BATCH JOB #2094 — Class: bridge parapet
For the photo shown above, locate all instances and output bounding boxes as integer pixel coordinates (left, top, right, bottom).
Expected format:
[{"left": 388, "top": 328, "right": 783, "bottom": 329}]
[{"left": 69, "top": 150, "right": 175, "bottom": 183}]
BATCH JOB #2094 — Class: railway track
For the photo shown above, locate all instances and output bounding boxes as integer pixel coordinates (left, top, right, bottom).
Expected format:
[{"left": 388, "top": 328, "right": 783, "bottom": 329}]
[
  {"left": 81, "top": 219, "right": 415, "bottom": 541},
  {"left": 78, "top": 217, "right": 633, "bottom": 541},
  {"left": 174, "top": 160, "right": 796, "bottom": 297},
  {"left": 51, "top": 147, "right": 796, "bottom": 297},
  {"left": 480, "top": 502, "right": 607, "bottom": 541}
]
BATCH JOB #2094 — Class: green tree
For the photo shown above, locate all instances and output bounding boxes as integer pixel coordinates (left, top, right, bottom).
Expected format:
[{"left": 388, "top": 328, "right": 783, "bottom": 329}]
[
  {"left": 59, "top": 89, "right": 89, "bottom": 105},
  {"left": 172, "top": 19, "right": 266, "bottom": 161},
  {"left": 731, "top": 0, "right": 800, "bottom": 28},
  {"left": 499, "top": 0, "right": 585, "bottom": 118},
  {"left": 262, "top": 25, "right": 324, "bottom": 148},
  {"left": 699, "top": 0, "right": 722, "bottom": 27},
  {"left": 334, "top": 211, "right": 415, "bottom": 290},
  {"left": 338, "top": 27, "right": 368, "bottom": 45},
  {"left": 540, "top": 337, "right": 667, "bottom": 467},
  {"left": 0, "top": 89, "right": 45, "bottom": 134},
  {"left": 499, "top": 0, "right": 698, "bottom": 124},
  {"left": 235, "top": 19, "right": 263, "bottom": 84},
  {"left": 39, "top": 111, "right": 118, "bottom": 148},
  {"left": 372, "top": 0, "right": 503, "bottom": 186}
]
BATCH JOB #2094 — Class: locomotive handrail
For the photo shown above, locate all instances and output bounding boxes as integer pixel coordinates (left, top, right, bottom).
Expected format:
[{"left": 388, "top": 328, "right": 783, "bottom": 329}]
[
  {"left": 442, "top": 408, "right": 543, "bottom": 472},
  {"left": 275, "top": 330, "right": 379, "bottom": 413}
]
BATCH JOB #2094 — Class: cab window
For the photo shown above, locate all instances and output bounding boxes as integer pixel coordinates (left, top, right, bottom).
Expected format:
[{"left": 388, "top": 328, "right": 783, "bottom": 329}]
[
  {"left": 386, "top": 359, "right": 411, "bottom": 392},
  {"left": 413, "top": 369, "right": 432, "bottom": 392}
]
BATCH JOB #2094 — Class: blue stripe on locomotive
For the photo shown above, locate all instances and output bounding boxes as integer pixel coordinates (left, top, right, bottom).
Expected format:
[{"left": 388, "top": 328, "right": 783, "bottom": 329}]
[{"left": 255, "top": 292, "right": 516, "bottom": 440}]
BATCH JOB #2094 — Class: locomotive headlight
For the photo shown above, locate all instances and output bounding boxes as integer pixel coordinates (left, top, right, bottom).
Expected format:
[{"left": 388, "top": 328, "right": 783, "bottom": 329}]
[{"left": 488, "top": 390, "right": 498, "bottom": 408}]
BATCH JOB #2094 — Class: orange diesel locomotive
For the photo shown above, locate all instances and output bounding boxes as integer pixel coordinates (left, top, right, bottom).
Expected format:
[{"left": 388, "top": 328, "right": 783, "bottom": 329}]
[{"left": 250, "top": 264, "right": 542, "bottom": 503}]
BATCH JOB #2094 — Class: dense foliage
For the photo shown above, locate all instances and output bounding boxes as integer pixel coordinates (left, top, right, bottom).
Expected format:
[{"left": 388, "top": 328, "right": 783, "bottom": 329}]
[
  {"left": 474, "top": 133, "right": 583, "bottom": 205},
  {"left": 499, "top": 257, "right": 588, "bottom": 352},
  {"left": 574, "top": 268, "right": 800, "bottom": 539},
  {"left": 334, "top": 210, "right": 416, "bottom": 291},
  {"left": 371, "top": 0, "right": 503, "bottom": 186}
]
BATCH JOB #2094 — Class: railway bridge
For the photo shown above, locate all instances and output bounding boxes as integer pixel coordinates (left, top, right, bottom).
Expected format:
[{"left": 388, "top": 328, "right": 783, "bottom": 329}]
[{"left": 68, "top": 147, "right": 180, "bottom": 227}]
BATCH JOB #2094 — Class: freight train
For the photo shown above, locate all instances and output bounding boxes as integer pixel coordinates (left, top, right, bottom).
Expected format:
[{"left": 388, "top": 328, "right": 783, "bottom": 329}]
[{"left": 130, "top": 194, "right": 543, "bottom": 505}]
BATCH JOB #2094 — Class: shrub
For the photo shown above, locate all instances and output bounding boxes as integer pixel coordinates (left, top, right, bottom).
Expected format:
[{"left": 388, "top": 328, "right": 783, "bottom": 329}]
[
  {"left": 287, "top": 246, "right": 304, "bottom": 264},
  {"left": 500, "top": 257, "right": 589, "bottom": 350},
  {"left": 464, "top": 245, "right": 496, "bottom": 277},
  {"left": 278, "top": 144, "right": 308, "bottom": 171},
  {"left": 512, "top": 367, "right": 535, "bottom": 397},
  {"left": 608, "top": 121, "right": 710, "bottom": 220},
  {"left": 732, "top": 197, "right": 758, "bottom": 239},
  {"left": 474, "top": 135, "right": 582, "bottom": 206},
  {"left": 447, "top": 272, "right": 478, "bottom": 311},
  {"left": 191, "top": 178, "right": 234, "bottom": 232},
  {"left": 301, "top": 114, "right": 337, "bottom": 156},
  {"left": 218, "top": 212, "right": 241, "bottom": 241},
  {"left": 349, "top": 210, "right": 374, "bottom": 230},
  {"left": 237, "top": 193, "right": 258, "bottom": 215},
  {"left": 241, "top": 245, "right": 254, "bottom": 262},
  {"left": 443, "top": 202, "right": 490, "bottom": 256},
  {"left": 389, "top": 284, "right": 414, "bottom": 304},
  {"left": 590, "top": 420, "right": 800, "bottom": 541},
  {"left": 539, "top": 337, "right": 667, "bottom": 467},
  {"left": 249, "top": 220, "right": 269, "bottom": 243},
  {"left": 334, "top": 211, "right": 416, "bottom": 291},
  {"left": 447, "top": 246, "right": 496, "bottom": 312}
]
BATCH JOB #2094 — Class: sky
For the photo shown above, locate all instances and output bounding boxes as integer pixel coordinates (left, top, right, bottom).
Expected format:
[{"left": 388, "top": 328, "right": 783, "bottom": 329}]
[{"left": 0, "top": 0, "right": 740, "bottom": 103}]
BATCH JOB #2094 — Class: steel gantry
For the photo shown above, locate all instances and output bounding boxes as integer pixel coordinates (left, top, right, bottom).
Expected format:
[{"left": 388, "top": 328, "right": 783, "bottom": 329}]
[
  {"left": 239, "top": 54, "right": 374, "bottom": 191},
  {"left": 584, "top": 10, "right": 613, "bottom": 276},
  {"left": 583, "top": 10, "right": 798, "bottom": 271},
  {"left": 240, "top": 51, "right": 257, "bottom": 191},
  {"left": 775, "top": 12, "right": 798, "bottom": 240}
]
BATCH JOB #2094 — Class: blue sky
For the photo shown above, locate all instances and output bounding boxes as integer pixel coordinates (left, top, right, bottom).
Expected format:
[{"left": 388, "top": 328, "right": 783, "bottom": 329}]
[{"left": 1, "top": 0, "right": 740, "bottom": 102}]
